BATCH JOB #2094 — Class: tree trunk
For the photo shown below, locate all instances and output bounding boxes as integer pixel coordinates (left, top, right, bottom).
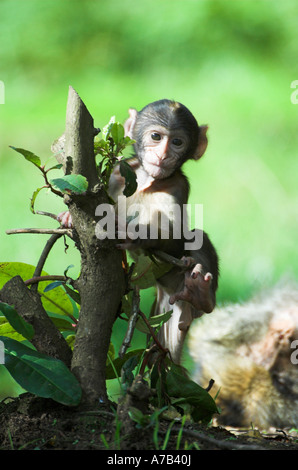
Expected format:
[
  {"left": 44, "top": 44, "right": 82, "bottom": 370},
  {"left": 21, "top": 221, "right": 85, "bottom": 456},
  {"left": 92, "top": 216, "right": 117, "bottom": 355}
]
[{"left": 63, "top": 87, "right": 125, "bottom": 405}]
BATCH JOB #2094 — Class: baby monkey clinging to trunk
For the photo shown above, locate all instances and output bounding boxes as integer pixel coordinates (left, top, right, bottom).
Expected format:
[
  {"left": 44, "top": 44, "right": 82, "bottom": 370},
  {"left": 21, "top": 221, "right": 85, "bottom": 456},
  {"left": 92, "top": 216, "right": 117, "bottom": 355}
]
[{"left": 109, "top": 99, "right": 219, "bottom": 364}]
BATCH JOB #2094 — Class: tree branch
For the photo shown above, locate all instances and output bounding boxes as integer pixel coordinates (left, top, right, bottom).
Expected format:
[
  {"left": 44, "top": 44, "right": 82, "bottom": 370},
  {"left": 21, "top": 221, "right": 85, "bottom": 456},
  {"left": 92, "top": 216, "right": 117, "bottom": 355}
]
[
  {"left": 30, "top": 233, "right": 63, "bottom": 293},
  {"left": 0, "top": 276, "right": 72, "bottom": 367},
  {"left": 119, "top": 286, "right": 140, "bottom": 358},
  {"left": 6, "top": 228, "right": 72, "bottom": 237}
]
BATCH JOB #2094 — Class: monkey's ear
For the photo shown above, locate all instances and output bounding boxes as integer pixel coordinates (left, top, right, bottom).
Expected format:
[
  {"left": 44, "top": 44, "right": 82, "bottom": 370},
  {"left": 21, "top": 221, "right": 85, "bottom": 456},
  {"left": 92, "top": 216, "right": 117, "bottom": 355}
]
[
  {"left": 124, "top": 108, "right": 138, "bottom": 138},
  {"left": 193, "top": 125, "right": 208, "bottom": 160}
]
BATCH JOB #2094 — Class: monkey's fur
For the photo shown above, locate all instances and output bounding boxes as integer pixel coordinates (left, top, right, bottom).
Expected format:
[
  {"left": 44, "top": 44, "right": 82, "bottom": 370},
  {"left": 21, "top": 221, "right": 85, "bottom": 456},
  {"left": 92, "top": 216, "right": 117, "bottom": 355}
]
[
  {"left": 189, "top": 282, "right": 298, "bottom": 429},
  {"left": 115, "top": 99, "right": 219, "bottom": 364}
]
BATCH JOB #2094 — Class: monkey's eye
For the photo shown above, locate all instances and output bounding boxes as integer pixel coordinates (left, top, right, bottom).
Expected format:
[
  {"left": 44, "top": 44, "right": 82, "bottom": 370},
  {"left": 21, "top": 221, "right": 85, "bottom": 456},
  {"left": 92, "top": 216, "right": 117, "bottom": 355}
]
[
  {"left": 172, "top": 138, "right": 183, "bottom": 147},
  {"left": 151, "top": 132, "right": 162, "bottom": 141}
]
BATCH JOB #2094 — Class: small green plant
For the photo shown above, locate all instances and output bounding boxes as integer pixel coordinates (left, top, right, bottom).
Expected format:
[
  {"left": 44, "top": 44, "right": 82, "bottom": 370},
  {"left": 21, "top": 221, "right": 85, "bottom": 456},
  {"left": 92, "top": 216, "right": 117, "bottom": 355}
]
[
  {"left": 0, "top": 118, "right": 135, "bottom": 406},
  {"left": 100, "top": 433, "right": 110, "bottom": 450}
]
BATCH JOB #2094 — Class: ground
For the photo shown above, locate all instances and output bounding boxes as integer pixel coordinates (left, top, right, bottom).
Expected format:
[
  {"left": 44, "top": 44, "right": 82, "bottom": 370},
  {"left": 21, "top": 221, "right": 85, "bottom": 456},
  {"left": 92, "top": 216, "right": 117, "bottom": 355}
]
[{"left": 1, "top": 394, "right": 298, "bottom": 451}]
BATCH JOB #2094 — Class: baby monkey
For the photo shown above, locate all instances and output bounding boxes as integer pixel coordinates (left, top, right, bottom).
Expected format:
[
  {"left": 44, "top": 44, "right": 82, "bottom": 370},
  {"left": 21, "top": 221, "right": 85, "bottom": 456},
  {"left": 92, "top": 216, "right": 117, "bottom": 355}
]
[
  {"left": 59, "top": 99, "right": 219, "bottom": 364},
  {"left": 109, "top": 99, "right": 218, "bottom": 364},
  {"left": 189, "top": 282, "right": 298, "bottom": 429}
]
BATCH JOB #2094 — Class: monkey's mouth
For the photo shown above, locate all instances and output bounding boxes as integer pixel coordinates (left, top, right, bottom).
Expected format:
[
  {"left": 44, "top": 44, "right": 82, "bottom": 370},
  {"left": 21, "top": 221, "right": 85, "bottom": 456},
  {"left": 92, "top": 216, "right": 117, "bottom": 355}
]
[{"left": 144, "top": 161, "right": 170, "bottom": 179}]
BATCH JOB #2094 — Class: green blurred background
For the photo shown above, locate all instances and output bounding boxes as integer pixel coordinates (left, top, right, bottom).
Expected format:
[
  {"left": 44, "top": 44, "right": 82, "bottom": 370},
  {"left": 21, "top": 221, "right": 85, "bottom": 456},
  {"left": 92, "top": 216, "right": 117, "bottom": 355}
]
[{"left": 0, "top": 0, "right": 298, "bottom": 398}]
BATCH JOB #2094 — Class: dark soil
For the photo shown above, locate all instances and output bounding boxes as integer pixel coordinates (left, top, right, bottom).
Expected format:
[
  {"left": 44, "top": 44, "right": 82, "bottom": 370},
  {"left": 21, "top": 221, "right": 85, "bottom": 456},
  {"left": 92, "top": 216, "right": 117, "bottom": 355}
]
[{"left": 1, "top": 394, "right": 298, "bottom": 452}]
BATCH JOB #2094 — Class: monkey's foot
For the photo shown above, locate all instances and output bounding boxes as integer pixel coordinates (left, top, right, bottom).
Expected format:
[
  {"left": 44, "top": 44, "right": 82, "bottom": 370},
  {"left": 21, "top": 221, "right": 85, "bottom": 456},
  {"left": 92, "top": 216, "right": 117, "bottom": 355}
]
[
  {"left": 169, "top": 257, "right": 215, "bottom": 313},
  {"left": 57, "top": 210, "right": 73, "bottom": 228}
]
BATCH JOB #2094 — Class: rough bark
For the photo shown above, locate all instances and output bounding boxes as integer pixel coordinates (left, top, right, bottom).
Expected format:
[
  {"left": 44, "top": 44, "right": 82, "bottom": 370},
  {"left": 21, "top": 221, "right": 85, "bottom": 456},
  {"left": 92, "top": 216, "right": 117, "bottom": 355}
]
[
  {"left": 63, "top": 87, "right": 126, "bottom": 405},
  {"left": 0, "top": 276, "right": 72, "bottom": 367}
]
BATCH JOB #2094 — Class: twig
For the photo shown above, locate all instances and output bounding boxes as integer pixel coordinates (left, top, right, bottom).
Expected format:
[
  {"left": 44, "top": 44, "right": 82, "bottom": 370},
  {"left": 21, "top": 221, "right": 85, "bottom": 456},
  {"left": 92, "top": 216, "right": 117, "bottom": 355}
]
[
  {"left": 119, "top": 286, "right": 140, "bottom": 358},
  {"left": 138, "top": 310, "right": 168, "bottom": 353},
  {"left": 6, "top": 228, "right": 73, "bottom": 237},
  {"left": 25, "top": 275, "right": 67, "bottom": 286},
  {"left": 35, "top": 210, "right": 59, "bottom": 220},
  {"left": 31, "top": 233, "right": 63, "bottom": 292},
  {"left": 169, "top": 426, "right": 267, "bottom": 450}
]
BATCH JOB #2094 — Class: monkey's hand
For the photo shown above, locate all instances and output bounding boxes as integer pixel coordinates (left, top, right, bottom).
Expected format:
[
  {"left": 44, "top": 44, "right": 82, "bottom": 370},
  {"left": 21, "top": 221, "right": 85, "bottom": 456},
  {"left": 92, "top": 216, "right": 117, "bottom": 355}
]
[
  {"left": 57, "top": 210, "right": 73, "bottom": 228},
  {"left": 169, "top": 257, "right": 215, "bottom": 313}
]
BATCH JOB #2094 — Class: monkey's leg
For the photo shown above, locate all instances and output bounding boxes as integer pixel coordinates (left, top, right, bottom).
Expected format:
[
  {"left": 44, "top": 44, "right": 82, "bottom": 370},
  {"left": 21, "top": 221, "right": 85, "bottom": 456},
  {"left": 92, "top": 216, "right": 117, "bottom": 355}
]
[
  {"left": 57, "top": 210, "right": 73, "bottom": 228},
  {"left": 154, "top": 285, "right": 195, "bottom": 364}
]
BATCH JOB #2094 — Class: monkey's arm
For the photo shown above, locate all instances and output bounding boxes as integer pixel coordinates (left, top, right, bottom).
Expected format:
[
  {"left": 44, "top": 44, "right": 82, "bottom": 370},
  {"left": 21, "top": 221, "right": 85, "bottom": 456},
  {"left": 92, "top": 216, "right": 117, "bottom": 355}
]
[
  {"left": 152, "top": 231, "right": 219, "bottom": 364},
  {"left": 158, "top": 230, "right": 218, "bottom": 314}
]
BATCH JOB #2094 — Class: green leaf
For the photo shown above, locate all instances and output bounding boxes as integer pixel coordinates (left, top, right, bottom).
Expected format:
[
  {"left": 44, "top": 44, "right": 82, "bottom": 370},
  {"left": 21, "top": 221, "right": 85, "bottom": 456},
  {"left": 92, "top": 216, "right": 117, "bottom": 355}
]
[
  {"left": 119, "top": 160, "right": 137, "bottom": 197},
  {"left": 133, "top": 311, "right": 172, "bottom": 334},
  {"left": 128, "top": 407, "right": 151, "bottom": 427},
  {"left": 43, "top": 281, "right": 64, "bottom": 292},
  {"left": 151, "top": 257, "right": 173, "bottom": 280},
  {"left": 122, "top": 136, "right": 136, "bottom": 146},
  {"left": 130, "top": 254, "right": 172, "bottom": 289},
  {"left": 0, "top": 336, "right": 82, "bottom": 406},
  {"left": 45, "top": 281, "right": 81, "bottom": 307},
  {"left": 63, "top": 284, "right": 81, "bottom": 305},
  {"left": 105, "top": 349, "right": 145, "bottom": 380},
  {"left": 107, "top": 342, "right": 115, "bottom": 363},
  {"left": 30, "top": 187, "right": 44, "bottom": 213},
  {"left": 10, "top": 146, "right": 41, "bottom": 168},
  {"left": 130, "top": 255, "right": 156, "bottom": 289},
  {"left": 111, "top": 122, "right": 125, "bottom": 145},
  {"left": 0, "top": 303, "right": 34, "bottom": 340},
  {"left": 0, "top": 319, "right": 26, "bottom": 341},
  {"left": 50, "top": 174, "right": 88, "bottom": 194},
  {"left": 48, "top": 315, "right": 75, "bottom": 332},
  {"left": 121, "top": 355, "right": 140, "bottom": 388},
  {"left": 121, "top": 291, "right": 134, "bottom": 317},
  {"left": 148, "top": 311, "right": 172, "bottom": 328},
  {"left": 150, "top": 362, "right": 168, "bottom": 408},
  {"left": 102, "top": 116, "right": 116, "bottom": 139},
  {"left": 166, "top": 364, "right": 218, "bottom": 423},
  {"left": 46, "top": 163, "right": 63, "bottom": 172},
  {"left": 65, "top": 334, "right": 75, "bottom": 350},
  {"left": 0, "top": 262, "right": 74, "bottom": 317},
  {"left": 94, "top": 139, "right": 110, "bottom": 154}
]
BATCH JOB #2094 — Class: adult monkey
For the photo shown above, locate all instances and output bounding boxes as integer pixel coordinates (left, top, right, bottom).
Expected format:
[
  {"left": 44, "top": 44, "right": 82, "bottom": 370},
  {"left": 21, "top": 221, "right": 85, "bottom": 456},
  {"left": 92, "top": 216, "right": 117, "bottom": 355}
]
[
  {"left": 59, "top": 99, "right": 219, "bottom": 364},
  {"left": 189, "top": 282, "right": 298, "bottom": 429}
]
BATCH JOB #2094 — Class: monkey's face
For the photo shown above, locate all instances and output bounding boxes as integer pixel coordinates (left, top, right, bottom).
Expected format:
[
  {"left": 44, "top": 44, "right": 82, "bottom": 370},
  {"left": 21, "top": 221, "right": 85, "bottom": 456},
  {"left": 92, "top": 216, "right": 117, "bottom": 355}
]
[{"left": 139, "top": 125, "right": 189, "bottom": 179}]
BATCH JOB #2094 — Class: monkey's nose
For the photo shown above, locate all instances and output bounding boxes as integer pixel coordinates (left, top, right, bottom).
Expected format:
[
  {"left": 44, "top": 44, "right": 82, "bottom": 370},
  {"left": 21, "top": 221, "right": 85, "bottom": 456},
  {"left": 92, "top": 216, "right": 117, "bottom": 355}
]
[{"left": 157, "top": 140, "right": 169, "bottom": 160}]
